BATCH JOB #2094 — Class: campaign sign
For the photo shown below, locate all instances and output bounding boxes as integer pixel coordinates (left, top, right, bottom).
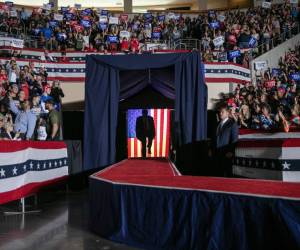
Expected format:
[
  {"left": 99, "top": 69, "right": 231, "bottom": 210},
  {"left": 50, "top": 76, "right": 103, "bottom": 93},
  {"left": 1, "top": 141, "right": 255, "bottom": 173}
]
[
  {"left": 74, "top": 3, "right": 81, "bottom": 9},
  {"left": 210, "top": 21, "right": 220, "bottom": 29},
  {"left": 80, "top": 19, "right": 91, "bottom": 28},
  {"left": 272, "top": 68, "right": 281, "bottom": 76},
  {"left": 228, "top": 50, "right": 241, "bottom": 59},
  {"left": 262, "top": 1, "right": 272, "bottom": 9},
  {"left": 57, "top": 32, "right": 67, "bottom": 41},
  {"left": 99, "top": 15, "right": 108, "bottom": 23},
  {"left": 158, "top": 15, "right": 165, "bottom": 22},
  {"left": 218, "top": 15, "right": 226, "bottom": 22},
  {"left": 120, "top": 14, "right": 128, "bottom": 21},
  {"left": 213, "top": 36, "right": 224, "bottom": 47},
  {"left": 49, "top": 20, "right": 58, "bottom": 27},
  {"left": 61, "top": 7, "right": 69, "bottom": 13},
  {"left": 152, "top": 32, "right": 161, "bottom": 39},
  {"left": 109, "top": 17, "right": 119, "bottom": 25},
  {"left": 101, "top": 10, "right": 108, "bottom": 16},
  {"left": 108, "top": 35, "right": 118, "bottom": 43},
  {"left": 248, "top": 37, "right": 257, "bottom": 48},
  {"left": 119, "top": 30, "right": 130, "bottom": 39},
  {"left": 144, "top": 13, "right": 152, "bottom": 19},
  {"left": 98, "top": 23, "right": 107, "bottom": 31},
  {"left": 65, "top": 13, "right": 74, "bottom": 20},
  {"left": 255, "top": 61, "right": 268, "bottom": 70},
  {"left": 290, "top": 73, "right": 300, "bottom": 81},
  {"left": 54, "top": 14, "right": 63, "bottom": 21}
]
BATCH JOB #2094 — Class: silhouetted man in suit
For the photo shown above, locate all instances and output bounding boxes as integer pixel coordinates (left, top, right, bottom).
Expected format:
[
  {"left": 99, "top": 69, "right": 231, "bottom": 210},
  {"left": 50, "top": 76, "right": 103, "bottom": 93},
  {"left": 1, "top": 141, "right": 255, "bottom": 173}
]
[
  {"left": 136, "top": 109, "right": 155, "bottom": 158},
  {"left": 214, "top": 105, "right": 239, "bottom": 177}
]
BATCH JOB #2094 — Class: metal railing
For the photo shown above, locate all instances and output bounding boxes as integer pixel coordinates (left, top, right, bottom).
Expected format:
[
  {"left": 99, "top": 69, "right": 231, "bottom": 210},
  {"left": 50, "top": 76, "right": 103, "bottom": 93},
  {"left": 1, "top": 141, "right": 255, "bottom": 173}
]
[{"left": 172, "top": 39, "right": 201, "bottom": 51}]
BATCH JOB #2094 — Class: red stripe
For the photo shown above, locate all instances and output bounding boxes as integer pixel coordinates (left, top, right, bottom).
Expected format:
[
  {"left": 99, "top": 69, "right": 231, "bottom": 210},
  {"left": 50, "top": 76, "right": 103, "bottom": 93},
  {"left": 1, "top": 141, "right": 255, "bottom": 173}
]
[
  {"left": 0, "top": 176, "right": 68, "bottom": 205},
  {"left": 238, "top": 139, "right": 300, "bottom": 148},
  {"left": 153, "top": 109, "right": 157, "bottom": 157},
  {"left": 0, "top": 141, "right": 67, "bottom": 153},
  {"left": 47, "top": 77, "right": 85, "bottom": 82},
  {"left": 205, "top": 78, "right": 250, "bottom": 84},
  {"left": 128, "top": 138, "right": 131, "bottom": 158},
  {"left": 133, "top": 138, "right": 137, "bottom": 158},
  {"left": 159, "top": 109, "right": 164, "bottom": 157},
  {"left": 165, "top": 110, "right": 171, "bottom": 157}
]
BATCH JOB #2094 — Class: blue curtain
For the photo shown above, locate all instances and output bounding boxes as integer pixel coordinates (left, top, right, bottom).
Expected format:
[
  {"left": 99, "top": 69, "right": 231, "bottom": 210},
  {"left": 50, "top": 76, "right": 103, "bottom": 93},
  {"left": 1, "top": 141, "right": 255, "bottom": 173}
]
[{"left": 84, "top": 52, "right": 207, "bottom": 170}]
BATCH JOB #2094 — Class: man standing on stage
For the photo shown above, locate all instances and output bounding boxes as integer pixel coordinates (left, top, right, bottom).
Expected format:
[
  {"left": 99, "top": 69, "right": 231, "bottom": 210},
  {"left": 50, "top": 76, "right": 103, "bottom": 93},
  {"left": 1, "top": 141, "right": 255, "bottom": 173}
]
[
  {"left": 214, "top": 104, "right": 239, "bottom": 177},
  {"left": 136, "top": 109, "right": 155, "bottom": 158}
]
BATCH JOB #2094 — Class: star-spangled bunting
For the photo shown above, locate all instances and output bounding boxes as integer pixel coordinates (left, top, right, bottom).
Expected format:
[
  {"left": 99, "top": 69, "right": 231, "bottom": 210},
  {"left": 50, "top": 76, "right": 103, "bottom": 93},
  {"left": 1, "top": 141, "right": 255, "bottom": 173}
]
[{"left": 0, "top": 158, "right": 68, "bottom": 179}]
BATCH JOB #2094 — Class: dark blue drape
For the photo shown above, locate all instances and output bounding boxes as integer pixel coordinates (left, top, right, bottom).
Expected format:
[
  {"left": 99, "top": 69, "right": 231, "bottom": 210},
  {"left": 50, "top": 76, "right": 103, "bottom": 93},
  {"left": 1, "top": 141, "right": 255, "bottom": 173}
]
[
  {"left": 84, "top": 52, "right": 207, "bottom": 170},
  {"left": 89, "top": 178, "right": 300, "bottom": 250}
]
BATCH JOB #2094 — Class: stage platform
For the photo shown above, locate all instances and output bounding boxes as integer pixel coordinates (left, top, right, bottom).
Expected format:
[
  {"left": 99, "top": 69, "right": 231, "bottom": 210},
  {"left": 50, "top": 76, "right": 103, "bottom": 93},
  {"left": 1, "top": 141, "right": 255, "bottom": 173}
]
[{"left": 89, "top": 159, "right": 300, "bottom": 250}]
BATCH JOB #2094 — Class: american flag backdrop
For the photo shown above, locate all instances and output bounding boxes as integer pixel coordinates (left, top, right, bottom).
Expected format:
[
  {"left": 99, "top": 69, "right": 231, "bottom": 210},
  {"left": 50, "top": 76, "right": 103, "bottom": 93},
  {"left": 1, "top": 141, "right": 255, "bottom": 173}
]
[{"left": 127, "top": 109, "right": 171, "bottom": 158}]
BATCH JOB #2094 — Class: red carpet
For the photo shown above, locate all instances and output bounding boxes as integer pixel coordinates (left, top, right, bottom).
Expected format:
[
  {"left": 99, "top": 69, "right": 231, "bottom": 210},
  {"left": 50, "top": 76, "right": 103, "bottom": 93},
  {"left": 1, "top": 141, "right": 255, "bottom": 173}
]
[{"left": 94, "top": 159, "right": 300, "bottom": 200}]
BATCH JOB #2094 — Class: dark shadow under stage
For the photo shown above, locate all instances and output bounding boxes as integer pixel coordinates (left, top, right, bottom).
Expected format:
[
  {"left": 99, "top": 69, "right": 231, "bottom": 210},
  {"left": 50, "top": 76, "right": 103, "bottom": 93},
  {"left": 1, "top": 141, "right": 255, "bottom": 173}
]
[{"left": 89, "top": 158, "right": 300, "bottom": 250}]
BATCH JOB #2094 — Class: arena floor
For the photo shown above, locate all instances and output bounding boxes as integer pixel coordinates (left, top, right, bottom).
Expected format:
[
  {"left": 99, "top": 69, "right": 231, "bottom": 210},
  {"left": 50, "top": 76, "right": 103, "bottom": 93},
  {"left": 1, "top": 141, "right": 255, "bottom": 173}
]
[{"left": 0, "top": 189, "right": 137, "bottom": 250}]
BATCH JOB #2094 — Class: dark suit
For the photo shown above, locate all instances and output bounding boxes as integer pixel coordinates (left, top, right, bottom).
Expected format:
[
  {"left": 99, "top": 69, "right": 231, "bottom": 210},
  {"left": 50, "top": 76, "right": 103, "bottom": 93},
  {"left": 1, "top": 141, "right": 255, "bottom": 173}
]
[
  {"left": 136, "top": 115, "right": 155, "bottom": 157},
  {"left": 214, "top": 118, "right": 239, "bottom": 177}
]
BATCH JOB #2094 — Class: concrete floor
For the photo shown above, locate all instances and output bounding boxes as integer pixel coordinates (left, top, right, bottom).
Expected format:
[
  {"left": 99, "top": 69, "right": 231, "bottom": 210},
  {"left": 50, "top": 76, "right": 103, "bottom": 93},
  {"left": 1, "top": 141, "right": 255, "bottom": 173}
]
[{"left": 0, "top": 189, "right": 138, "bottom": 250}]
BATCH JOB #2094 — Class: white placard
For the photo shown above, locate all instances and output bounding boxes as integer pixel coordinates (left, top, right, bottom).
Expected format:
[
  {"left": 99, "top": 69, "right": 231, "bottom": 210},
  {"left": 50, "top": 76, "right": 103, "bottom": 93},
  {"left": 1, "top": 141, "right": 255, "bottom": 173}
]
[
  {"left": 119, "top": 30, "right": 130, "bottom": 39},
  {"left": 43, "top": 3, "right": 52, "bottom": 10},
  {"left": 10, "top": 10, "right": 17, "bottom": 17},
  {"left": 262, "top": 1, "right": 272, "bottom": 8},
  {"left": 54, "top": 13, "right": 63, "bottom": 21},
  {"left": 255, "top": 61, "right": 268, "bottom": 70},
  {"left": 167, "top": 13, "right": 175, "bottom": 19},
  {"left": 213, "top": 36, "right": 224, "bottom": 47},
  {"left": 146, "top": 43, "right": 168, "bottom": 51},
  {"left": 99, "top": 15, "right": 108, "bottom": 23},
  {"left": 217, "top": 15, "right": 226, "bottom": 22},
  {"left": 109, "top": 16, "right": 119, "bottom": 25},
  {"left": 11, "top": 38, "right": 24, "bottom": 48},
  {"left": 290, "top": 0, "right": 298, "bottom": 3}
]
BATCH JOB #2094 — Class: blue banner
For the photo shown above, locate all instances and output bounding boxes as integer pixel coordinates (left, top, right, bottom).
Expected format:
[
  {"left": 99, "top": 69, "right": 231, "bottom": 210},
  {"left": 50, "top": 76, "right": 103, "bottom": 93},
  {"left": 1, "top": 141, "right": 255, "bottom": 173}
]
[
  {"left": 98, "top": 23, "right": 107, "bottom": 31},
  {"left": 56, "top": 32, "right": 67, "bottom": 41},
  {"left": 80, "top": 19, "right": 91, "bottom": 28},
  {"left": 144, "top": 13, "right": 152, "bottom": 19},
  {"left": 248, "top": 37, "right": 257, "bottom": 48},
  {"left": 33, "top": 28, "right": 41, "bottom": 36},
  {"left": 228, "top": 50, "right": 241, "bottom": 59},
  {"left": 49, "top": 20, "right": 58, "bottom": 28},
  {"left": 61, "top": 7, "right": 68, "bottom": 13},
  {"left": 152, "top": 32, "right": 161, "bottom": 39},
  {"left": 272, "top": 68, "right": 282, "bottom": 76},
  {"left": 74, "top": 3, "right": 81, "bottom": 8},
  {"left": 101, "top": 10, "right": 108, "bottom": 16},
  {"left": 108, "top": 35, "right": 118, "bottom": 43},
  {"left": 65, "top": 13, "right": 74, "bottom": 20},
  {"left": 158, "top": 15, "right": 165, "bottom": 22},
  {"left": 209, "top": 21, "right": 220, "bottom": 29},
  {"left": 81, "top": 8, "right": 92, "bottom": 16},
  {"left": 289, "top": 72, "right": 300, "bottom": 81}
]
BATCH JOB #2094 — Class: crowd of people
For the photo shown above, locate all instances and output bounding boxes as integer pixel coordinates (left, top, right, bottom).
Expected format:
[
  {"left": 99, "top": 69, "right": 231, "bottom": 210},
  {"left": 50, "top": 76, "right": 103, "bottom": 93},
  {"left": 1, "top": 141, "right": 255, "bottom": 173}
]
[
  {"left": 217, "top": 44, "right": 300, "bottom": 132},
  {"left": 0, "top": 1, "right": 299, "bottom": 56},
  {"left": 0, "top": 58, "right": 64, "bottom": 140}
]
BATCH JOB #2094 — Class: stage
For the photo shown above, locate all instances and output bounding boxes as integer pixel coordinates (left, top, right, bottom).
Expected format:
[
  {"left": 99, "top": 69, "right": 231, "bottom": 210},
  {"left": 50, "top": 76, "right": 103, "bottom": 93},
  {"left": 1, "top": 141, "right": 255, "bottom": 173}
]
[{"left": 89, "top": 159, "right": 300, "bottom": 250}]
